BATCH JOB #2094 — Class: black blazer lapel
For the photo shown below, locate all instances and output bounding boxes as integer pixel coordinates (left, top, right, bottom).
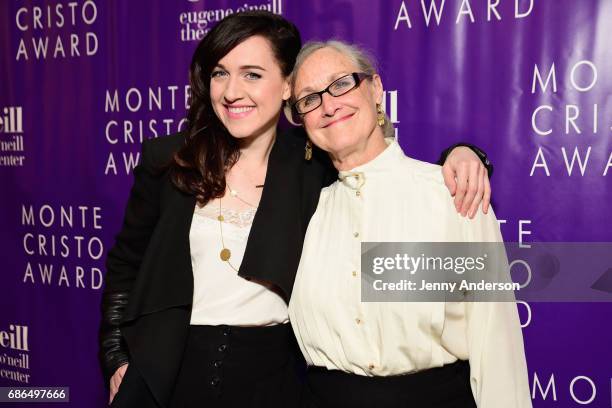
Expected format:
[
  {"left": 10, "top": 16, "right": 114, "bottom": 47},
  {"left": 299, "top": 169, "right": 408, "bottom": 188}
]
[{"left": 239, "top": 130, "right": 310, "bottom": 300}]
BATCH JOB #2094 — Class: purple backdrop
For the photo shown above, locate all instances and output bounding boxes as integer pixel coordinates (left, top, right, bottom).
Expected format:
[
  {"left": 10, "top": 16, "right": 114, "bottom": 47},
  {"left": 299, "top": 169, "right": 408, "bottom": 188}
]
[{"left": 1, "top": 0, "right": 610, "bottom": 406}]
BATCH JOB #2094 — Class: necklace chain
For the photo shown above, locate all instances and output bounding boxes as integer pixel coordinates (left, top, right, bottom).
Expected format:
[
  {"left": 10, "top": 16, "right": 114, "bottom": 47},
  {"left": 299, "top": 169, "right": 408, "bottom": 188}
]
[
  {"left": 226, "top": 183, "right": 258, "bottom": 208},
  {"left": 233, "top": 160, "right": 266, "bottom": 189},
  {"left": 218, "top": 156, "right": 265, "bottom": 271},
  {"left": 218, "top": 185, "right": 258, "bottom": 272}
]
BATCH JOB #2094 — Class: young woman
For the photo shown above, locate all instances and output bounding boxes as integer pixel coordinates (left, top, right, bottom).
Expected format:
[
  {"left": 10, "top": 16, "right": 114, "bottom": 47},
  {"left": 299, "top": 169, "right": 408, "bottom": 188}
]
[
  {"left": 288, "top": 40, "right": 531, "bottom": 408},
  {"left": 99, "top": 11, "right": 494, "bottom": 408}
]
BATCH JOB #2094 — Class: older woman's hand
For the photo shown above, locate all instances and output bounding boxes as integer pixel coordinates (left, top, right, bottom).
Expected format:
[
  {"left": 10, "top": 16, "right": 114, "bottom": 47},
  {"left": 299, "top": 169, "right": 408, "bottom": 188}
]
[
  {"left": 109, "top": 363, "right": 128, "bottom": 405},
  {"left": 441, "top": 146, "right": 491, "bottom": 219}
]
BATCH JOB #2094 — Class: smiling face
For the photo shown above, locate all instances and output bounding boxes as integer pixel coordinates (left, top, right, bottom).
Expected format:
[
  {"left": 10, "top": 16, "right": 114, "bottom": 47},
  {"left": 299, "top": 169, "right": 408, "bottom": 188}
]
[
  {"left": 209, "top": 35, "right": 290, "bottom": 140},
  {"left": 293, "top": 47, "right": 384, "bottom": 158}
]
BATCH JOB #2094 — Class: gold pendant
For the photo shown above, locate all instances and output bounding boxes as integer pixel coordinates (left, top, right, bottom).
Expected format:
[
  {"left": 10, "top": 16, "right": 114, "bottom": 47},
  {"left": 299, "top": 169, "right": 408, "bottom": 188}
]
[{"left": 220, "top": 248, "right": 231, "bottom": 261}]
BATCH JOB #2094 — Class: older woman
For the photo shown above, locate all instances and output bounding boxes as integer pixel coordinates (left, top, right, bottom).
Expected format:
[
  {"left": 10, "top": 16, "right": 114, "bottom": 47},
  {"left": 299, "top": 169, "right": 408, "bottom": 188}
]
[{"left": 288, "top": 41, "right": 531, "bottom": 408}]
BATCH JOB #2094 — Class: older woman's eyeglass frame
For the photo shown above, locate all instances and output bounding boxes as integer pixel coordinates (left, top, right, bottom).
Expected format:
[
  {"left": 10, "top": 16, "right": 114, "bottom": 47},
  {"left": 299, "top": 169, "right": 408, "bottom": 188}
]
[{"left": 292, "top": 72, "right": 373, "bottom": 115}]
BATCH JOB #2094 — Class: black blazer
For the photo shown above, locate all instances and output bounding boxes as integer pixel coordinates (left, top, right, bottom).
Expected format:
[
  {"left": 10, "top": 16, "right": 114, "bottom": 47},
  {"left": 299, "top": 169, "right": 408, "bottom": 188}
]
[{"left": 101, "top": 128, "right": 334, "bottom": 407}]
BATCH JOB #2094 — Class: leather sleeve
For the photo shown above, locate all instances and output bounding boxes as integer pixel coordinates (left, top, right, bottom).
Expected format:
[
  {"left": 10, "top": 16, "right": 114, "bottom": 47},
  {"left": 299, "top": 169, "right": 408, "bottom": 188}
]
[{"left": 99, "top": 291, "right": 130, "bottom": 382}]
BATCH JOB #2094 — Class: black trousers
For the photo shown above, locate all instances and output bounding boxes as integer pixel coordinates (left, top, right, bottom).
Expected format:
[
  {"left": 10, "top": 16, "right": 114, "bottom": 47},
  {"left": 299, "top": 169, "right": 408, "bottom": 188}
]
[
  {"left": 302, "top": 360, "right": 477, "bottom": 408},
  {"left": 169, "top": 323, "right": 302, "bottom": 408}
]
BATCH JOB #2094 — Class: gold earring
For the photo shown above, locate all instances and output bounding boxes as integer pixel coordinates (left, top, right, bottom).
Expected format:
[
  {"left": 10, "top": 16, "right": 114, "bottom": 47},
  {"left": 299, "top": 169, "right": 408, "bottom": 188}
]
[
  {"left": 305, "top": 139, "right": 313, "bottom": 161},
  {"left": 376, "top": 103, "right": 385, "bottom": 127}
]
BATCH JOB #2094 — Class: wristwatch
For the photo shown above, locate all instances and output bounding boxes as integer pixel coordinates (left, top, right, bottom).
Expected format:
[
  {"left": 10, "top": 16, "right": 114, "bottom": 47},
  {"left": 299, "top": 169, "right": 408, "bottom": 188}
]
[{"left": 437, "top": 143, "right": 494, "bottom": 177}]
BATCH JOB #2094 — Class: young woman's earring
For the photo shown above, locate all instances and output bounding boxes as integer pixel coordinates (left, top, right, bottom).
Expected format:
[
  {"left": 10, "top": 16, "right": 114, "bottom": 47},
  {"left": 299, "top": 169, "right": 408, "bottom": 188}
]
[
  {"left": 305, "top": 139, "right": 313, "bottom": 161},
  {"left": 376, "top": 103, "right": 385, "bottom": 127}
]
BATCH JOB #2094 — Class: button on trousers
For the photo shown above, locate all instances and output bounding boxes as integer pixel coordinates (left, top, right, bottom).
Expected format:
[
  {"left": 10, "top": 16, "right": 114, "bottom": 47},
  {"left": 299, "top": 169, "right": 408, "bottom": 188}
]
[{"left": 169, "top": 323, "right": 302, "bottom": 408}]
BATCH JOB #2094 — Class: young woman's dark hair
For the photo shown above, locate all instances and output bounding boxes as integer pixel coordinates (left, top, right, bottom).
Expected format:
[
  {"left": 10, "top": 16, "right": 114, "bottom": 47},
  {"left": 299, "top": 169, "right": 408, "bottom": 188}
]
[{"left": 169, "top": 11, "right": 301, "bottom": 206}]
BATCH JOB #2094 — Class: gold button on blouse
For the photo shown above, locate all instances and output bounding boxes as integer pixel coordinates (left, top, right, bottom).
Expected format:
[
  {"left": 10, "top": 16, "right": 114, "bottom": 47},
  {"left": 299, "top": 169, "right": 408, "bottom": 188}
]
[
  {"left": 352, "top": 271, "right": 357, "bottom": 277},
  {"left": 353, "top": 232, "right": 359, "bottom": 238},
  {"left": 355, "top": 318, "right": 361, "bottom": 325}
]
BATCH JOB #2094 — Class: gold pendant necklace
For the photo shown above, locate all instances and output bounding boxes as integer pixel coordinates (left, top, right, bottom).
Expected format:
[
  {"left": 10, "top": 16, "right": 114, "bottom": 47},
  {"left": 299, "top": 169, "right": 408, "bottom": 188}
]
[
  {"left": 218, "top": 185, "right": 259, "bottom": 272},
  {"left": 218, "top": 194, "right": 238, "bottom": 271}
]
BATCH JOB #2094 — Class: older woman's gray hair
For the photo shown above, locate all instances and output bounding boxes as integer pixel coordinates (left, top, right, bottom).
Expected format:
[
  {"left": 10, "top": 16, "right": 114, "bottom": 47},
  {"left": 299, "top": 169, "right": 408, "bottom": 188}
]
[{"left": 286, "top": 40, "right": 395, "bottom": 139}]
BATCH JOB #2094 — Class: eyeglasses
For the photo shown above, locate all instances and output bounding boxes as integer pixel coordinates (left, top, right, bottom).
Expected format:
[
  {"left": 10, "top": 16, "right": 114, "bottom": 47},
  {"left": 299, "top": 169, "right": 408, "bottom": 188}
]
[{"left": 292, "top": 72, "right": 372, "bottom": 115}]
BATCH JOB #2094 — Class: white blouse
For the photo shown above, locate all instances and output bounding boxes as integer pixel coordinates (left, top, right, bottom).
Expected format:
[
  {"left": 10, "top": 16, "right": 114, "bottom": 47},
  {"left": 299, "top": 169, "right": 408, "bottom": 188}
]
[
  {"left": 288, "top": 140, "right": 531, "bottom": 407},
  {"left": 189, "top": 202, "right": 288, "bottom": 326}
]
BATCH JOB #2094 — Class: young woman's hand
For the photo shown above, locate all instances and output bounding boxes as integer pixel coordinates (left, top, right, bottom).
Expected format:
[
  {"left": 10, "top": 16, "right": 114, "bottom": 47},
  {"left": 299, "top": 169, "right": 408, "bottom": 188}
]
[
  {"left": 442, "top": 146, "right": 491, "bottom": 218},
  {"left": 109, "top": 363, "right": 128, "bottom": 405}
]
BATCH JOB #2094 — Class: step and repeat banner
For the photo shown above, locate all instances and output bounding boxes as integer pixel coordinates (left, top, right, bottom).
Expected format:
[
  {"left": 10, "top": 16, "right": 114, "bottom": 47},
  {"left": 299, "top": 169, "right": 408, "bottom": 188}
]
[{"left": 1, "top": 0, "right": 610, "bottom": 406}]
